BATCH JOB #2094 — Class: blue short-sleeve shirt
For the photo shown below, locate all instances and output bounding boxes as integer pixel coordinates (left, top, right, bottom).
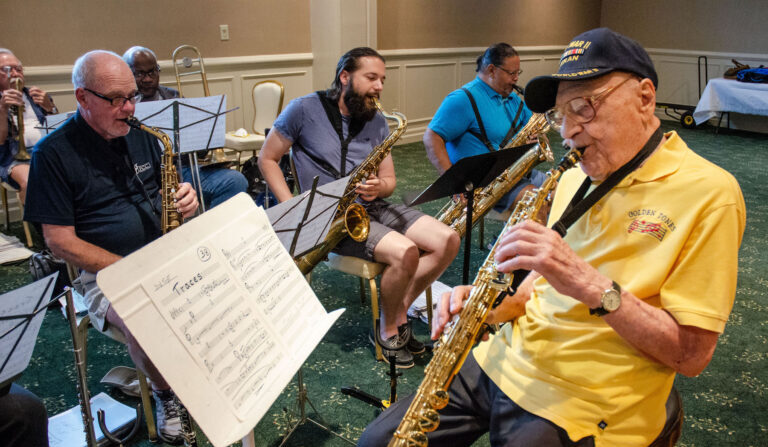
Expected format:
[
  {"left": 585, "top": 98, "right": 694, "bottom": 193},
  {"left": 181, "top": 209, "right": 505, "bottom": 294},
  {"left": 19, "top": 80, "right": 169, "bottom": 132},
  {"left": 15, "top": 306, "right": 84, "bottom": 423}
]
[{"left": 428, "top": 77, "right": 533, "bottom": 163}]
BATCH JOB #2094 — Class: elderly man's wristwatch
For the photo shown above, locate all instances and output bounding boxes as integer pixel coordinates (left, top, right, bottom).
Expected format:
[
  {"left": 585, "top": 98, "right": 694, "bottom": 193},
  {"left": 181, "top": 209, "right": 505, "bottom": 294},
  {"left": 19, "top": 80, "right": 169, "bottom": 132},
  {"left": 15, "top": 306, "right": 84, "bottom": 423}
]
[{"left": 589, "top": 281, "right": 622, "bottom": 316}]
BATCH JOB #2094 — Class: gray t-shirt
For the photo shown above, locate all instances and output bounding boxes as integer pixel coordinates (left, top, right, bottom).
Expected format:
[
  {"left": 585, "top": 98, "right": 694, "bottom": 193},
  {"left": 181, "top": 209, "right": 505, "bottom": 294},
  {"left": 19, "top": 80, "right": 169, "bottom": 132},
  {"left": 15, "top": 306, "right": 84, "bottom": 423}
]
[{"left": 272, "top": 92, "right": 389, "bottom": 192}]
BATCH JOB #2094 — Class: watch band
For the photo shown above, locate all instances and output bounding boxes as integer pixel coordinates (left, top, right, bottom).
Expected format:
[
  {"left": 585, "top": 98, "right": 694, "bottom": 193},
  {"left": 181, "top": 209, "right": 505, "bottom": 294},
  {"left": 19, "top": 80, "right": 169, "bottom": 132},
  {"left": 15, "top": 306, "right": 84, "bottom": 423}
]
[{"left": 589, "top": 280, "right": 621, "bottom": 316}]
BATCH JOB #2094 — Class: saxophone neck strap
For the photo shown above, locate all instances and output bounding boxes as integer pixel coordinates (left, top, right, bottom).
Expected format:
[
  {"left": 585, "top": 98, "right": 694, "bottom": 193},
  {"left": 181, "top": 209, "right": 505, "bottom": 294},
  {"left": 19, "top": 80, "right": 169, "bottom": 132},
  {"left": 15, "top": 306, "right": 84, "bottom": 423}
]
[
  {"left": 461, "top": 87, "right": 525, "bottom": 152},
  {"left": 316, "top": 90, "right": 365, "bottom": 177},
  {"left": 551, "top": 126, "right": 664, "bottom": 237}
]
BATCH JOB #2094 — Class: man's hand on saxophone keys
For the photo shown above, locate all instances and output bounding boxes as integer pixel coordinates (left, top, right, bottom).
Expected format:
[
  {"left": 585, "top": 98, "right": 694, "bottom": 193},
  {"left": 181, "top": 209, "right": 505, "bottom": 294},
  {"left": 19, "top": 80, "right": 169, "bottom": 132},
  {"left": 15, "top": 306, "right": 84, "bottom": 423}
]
[
  {"left": 355, "top": 173, "right": 383, "bottom": 201},
  {"left": 493, "top": 219, "right": 606, "bottom": 309},
  {"left": 174, "top": 182, "right": 199, "bottom": 218}
]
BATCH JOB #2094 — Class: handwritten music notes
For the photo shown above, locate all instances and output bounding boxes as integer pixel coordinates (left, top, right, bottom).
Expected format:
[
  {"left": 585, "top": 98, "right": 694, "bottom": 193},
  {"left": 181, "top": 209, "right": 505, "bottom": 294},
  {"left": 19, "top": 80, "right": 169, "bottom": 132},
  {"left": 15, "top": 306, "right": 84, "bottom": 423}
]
[{"left": 97, "top": 193, "right": 342, "bottom": 447}]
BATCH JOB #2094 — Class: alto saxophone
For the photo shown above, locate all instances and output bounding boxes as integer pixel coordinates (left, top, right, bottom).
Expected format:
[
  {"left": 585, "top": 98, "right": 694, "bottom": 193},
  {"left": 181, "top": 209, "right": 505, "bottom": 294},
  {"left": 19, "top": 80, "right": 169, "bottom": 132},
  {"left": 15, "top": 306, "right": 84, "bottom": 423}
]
[
  {"left": 10, "top": 78, "right": 31, "bottom": 161},
  {"left": 435, "top": 113, "right": 552, "bottom": 237},
  {"left": 124, "top": 116, "right": 183, "bottom": 234},
  {"left": 388, "top": 146, "right": 583, "bottom": 447},
  {"left": 295, "top": 99, "right": 407, "bottom": 274}
]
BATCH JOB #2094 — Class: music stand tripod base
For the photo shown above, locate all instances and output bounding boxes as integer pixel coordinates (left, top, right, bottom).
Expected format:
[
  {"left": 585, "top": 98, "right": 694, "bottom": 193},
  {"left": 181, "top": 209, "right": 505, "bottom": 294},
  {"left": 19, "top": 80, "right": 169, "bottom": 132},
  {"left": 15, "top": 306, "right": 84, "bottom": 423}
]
[{"left": 278, "top": 367, "right": 355, "bottom": 446}]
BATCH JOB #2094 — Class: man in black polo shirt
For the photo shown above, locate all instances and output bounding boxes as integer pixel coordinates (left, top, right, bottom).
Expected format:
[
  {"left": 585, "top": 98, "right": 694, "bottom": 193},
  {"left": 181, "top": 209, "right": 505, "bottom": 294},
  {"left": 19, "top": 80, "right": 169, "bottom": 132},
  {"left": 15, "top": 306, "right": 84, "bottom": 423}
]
[{"left": 24, "top": 50, "right": 199, "bottom": 445}]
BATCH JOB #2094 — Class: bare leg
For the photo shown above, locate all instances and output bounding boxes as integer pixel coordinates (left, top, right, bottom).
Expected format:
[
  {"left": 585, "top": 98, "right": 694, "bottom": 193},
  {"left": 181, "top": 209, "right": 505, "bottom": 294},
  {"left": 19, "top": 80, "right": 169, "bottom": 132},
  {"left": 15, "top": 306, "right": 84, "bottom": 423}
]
[
  {"left": 105, "top": 306, "right": 171, "bottom": 390},
  {"left": 401, "top": 216, "right": 460, "bottom": 306},
  {"left": 374, "top": 216, "right": 460, "bottom": 339},
  {"left": 9, "top": 164, "right": 29, "bottom": 204},
  {"left": 374, "top": 232, "right": 420, "bottom": 339}
]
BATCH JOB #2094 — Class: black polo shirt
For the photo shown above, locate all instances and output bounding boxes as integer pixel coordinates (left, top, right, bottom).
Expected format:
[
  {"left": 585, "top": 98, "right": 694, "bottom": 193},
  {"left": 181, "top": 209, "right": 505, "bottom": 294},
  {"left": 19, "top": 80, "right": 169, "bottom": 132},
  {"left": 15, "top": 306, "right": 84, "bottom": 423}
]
[{"left": 25, "top": 110, "right": 163, "bottom": 257}]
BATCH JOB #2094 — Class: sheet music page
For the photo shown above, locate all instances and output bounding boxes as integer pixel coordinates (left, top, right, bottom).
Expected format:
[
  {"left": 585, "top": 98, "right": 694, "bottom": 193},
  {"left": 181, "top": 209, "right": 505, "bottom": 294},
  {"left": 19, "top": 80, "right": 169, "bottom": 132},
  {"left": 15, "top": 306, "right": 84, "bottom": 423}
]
[
  {"left": 0, "top": 274, "right": 55, "bottom": 384},
  {"left": 97, "top": 193, "right": 342, "bottom": 447},
  {"left": 134, "top": 95, "right": 228, "bottom": 152},
  {"left": 265, "top": 176, "right": 349, "bottom": 256}
]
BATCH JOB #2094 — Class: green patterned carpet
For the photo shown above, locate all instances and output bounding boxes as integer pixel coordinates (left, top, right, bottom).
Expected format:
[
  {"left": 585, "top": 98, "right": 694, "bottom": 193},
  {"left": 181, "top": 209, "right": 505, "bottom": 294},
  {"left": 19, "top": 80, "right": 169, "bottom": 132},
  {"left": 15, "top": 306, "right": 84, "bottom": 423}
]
[{"left": 2, "top": 120, "right": 767, "bottom": 446}]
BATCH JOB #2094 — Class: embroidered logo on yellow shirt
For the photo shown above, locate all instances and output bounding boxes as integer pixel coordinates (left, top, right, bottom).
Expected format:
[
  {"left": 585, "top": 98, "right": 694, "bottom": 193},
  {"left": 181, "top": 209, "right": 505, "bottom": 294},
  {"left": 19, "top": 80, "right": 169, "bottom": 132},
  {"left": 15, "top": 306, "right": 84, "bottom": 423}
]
[{"left": 627, "top": 219, "right": 668, "bottom": 241}]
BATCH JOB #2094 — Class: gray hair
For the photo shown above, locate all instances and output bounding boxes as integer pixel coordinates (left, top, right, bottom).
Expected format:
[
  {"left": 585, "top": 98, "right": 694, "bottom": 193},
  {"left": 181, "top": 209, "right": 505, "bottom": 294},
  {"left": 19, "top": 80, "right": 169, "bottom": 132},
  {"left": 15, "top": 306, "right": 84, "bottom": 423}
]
[
  {"left": 122, "top": 46, "right": 158, "bottom": 69},
  {"left": 71, "top": 50, "right": 121, "bottom": 89},
  {"left": 0, "top": 48, "right": 15, "bottom": 57}
]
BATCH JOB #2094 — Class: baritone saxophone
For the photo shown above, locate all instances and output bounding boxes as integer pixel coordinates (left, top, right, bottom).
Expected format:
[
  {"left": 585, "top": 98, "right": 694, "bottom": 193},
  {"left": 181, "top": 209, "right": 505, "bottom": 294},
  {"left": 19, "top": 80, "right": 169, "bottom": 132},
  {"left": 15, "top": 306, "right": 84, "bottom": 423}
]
[
  {"left": 435, "top": 113, "right": 552, "bottom": 237},
  {"left": 388, "top": 145, "right": 583, "bottom": 447}
]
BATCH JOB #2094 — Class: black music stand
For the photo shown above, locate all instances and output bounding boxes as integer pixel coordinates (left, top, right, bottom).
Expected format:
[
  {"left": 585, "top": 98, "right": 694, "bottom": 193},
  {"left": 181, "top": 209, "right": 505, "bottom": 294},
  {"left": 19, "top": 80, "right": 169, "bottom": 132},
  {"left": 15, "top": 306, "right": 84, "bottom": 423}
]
[
  {"left": 409, "top": 143, "right": 534, "bottom": 283},
  {"left": 263, "top": 177, "right": 355, "bottom": 446}
]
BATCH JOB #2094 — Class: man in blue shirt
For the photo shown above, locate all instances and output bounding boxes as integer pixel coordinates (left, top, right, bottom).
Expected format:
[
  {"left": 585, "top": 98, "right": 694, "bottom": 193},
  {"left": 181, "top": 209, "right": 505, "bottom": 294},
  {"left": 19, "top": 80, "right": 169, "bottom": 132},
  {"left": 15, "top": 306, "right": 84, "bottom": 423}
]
[{"left": 424, "top": 43, "right": 546, "bottom": 212}]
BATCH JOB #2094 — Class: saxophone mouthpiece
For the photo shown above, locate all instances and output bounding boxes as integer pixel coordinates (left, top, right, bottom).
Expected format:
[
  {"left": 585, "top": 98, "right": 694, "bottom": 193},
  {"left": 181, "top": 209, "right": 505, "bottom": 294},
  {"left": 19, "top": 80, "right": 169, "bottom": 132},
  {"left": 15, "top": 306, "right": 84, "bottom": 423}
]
[{"left": 122, "top": 116, "right": 141, "bottom": 129}]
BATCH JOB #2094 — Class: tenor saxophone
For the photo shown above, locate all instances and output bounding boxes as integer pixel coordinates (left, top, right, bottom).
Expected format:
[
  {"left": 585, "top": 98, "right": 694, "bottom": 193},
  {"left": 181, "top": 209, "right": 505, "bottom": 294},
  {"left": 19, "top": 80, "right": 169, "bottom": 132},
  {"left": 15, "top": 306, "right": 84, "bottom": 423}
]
[
  {"left": 435, "top": 113, "right": 552, "bottom": 237},
  {"left": 295, "top": 99, "right": 407, "bottom": 274},
  {"left": 388, "top": 146, "right": 583, "bottom": 447},
  {"left": 124, "top": 116, "right": 183, "bottom": 234}
]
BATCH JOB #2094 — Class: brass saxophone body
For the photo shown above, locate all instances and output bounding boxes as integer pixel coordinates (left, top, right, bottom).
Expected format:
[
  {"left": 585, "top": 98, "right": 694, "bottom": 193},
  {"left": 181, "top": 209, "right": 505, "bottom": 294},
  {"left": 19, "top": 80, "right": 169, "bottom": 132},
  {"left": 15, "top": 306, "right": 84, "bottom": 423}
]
[
  {"left": 124, "top": 116, "right": 182, "bottom": 233},
  {"left": 295, "top": 99, "right": 407, "bottom": 274},
  {"left": 435, "top": 113, "right": 552, "bottom": 237},
  {"left": 388, "top": 146, "right": 583, "bottom": 447},
  {"left": 10, "top": 77, "right": 31, "bottom": 161}
]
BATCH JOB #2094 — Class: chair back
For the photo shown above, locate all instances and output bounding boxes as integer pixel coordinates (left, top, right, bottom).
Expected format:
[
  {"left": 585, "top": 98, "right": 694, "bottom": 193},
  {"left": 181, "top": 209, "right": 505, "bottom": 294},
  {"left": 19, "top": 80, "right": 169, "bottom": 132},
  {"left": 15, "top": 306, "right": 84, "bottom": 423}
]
[
  {"left": 648, "top": 386, "right": 684, "bottom": 447},
  {"left": 252, "top": 80, "right": 284, "bottom": 135}
]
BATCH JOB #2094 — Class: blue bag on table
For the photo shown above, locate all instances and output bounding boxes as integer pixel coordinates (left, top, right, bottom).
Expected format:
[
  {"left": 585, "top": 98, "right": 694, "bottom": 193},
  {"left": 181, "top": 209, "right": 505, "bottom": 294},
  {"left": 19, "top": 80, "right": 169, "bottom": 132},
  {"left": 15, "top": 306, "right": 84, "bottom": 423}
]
[{"left": 737, "top": 67, "right": 768, "bottom": 83}]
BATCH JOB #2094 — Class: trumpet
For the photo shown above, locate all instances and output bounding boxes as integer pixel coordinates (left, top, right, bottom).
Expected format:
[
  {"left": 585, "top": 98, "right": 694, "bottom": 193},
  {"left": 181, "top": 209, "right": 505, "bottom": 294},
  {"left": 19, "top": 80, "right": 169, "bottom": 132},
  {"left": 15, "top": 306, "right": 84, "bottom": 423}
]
[{"left": 10, "top": 77, "right": 31, "bottom": 161}]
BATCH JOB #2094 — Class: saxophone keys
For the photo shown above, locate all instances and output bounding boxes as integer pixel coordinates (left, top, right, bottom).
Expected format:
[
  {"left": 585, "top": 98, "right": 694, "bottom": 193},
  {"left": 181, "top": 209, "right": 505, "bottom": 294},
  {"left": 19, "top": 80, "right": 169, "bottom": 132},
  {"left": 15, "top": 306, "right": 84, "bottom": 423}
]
[
  {"left": 403, "top": 431, "right": 428, "bottom": 447},
  {"left": 430, "top": 389, "right": 449, "bottom": 410},
  {"left": 418, "top": 408, "right": 441, "bottom": 432}
]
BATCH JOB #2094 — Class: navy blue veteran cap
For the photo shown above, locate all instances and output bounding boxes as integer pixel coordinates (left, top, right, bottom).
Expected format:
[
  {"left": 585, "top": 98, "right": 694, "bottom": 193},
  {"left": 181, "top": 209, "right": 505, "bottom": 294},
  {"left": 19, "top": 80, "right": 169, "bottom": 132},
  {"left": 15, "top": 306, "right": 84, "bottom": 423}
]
[{"left": 524, "top": 27, "right": 658, "bottom": 113}]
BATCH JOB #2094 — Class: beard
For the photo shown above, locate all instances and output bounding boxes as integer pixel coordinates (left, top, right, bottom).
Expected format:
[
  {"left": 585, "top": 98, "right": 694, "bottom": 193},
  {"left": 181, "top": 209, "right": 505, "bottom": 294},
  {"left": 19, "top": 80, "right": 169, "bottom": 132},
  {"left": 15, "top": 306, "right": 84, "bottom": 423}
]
[{"left": 343, "top": 79, "right": 378, "bottom": 122}]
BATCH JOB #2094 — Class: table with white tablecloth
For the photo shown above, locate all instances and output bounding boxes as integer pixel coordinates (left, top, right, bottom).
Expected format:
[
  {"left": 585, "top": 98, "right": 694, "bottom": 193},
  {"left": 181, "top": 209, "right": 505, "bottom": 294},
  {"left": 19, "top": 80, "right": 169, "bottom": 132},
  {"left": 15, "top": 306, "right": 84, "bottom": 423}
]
[{"left": 693, "top": 78, "right": 768, "bottom": 126}]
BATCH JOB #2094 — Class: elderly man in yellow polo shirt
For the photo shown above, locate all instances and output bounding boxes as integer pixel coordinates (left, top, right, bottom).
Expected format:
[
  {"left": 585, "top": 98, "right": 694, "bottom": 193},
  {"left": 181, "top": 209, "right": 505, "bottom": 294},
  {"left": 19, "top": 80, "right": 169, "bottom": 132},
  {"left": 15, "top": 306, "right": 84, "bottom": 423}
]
[{"left": 358, "top": 27, "right": 746, "bottom": 447}]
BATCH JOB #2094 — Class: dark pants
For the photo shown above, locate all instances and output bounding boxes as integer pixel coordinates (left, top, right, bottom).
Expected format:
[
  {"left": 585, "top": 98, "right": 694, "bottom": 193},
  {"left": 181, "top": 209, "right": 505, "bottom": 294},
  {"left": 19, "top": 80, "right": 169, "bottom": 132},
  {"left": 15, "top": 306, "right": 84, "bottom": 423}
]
[
  {"left": 358, "top": 354, "right": 593, "bottom": 447},
  {"left": 0, "top": 383, "right": 49, "bottom": 447}
]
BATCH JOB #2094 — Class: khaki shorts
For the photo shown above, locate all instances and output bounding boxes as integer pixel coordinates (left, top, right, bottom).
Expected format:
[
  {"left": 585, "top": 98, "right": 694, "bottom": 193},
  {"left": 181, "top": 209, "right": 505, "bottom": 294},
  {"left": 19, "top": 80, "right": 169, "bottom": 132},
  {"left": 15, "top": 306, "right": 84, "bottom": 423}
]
[{"left": 72, "top": 270, "right": 125, "bottom": 343}]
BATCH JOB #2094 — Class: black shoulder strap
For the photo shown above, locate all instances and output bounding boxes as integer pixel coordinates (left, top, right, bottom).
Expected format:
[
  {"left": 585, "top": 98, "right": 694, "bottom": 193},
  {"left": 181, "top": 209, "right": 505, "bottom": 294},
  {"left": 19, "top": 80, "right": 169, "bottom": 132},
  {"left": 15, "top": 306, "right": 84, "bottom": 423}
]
[
  {"left": 292, "top": 140, "right": 341, "bottom": 179},
  {"left": 461, "top": 88, "right": 496, "bottom": 152},
  {"left": 551, "top": 126, "right": 664, "bottom": 237},
  {"left": 316, "top": 91, "right": 365, "bottom": 177},
  {"left": 499, "top": 100, "right": 525, "bottom": 149}
]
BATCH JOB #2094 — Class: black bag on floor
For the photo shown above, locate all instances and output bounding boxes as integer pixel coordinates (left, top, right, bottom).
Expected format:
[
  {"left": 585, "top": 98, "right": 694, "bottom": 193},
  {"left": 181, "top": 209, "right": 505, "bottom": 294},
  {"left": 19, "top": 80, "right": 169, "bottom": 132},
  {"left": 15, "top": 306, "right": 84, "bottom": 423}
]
[{"left": 29, "top": 249, "right": 71, "bottom": 296}]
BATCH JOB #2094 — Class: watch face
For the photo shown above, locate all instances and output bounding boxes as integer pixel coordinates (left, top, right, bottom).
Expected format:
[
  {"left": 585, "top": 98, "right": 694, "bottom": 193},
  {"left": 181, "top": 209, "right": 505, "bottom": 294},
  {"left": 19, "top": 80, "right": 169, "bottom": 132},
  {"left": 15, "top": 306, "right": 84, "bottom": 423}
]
[{"left": 602, "top": 289, "right": 621, "bottom": 312}]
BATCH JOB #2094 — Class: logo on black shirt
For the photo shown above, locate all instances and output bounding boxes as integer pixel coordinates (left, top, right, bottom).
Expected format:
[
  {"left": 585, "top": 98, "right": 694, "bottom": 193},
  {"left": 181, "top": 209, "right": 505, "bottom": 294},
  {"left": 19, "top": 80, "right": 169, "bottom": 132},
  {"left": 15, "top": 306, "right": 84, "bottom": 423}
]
[{"left": 134, "top": 162, "right": 152, "bottom": 175}]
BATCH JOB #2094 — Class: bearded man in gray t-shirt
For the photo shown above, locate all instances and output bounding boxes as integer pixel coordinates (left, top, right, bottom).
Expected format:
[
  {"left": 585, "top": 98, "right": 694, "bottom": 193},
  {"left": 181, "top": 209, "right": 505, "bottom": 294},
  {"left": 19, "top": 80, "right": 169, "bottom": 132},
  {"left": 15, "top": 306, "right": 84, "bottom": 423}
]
[{"left": 259, "top": 47, "right": 460, "bottom": 369}]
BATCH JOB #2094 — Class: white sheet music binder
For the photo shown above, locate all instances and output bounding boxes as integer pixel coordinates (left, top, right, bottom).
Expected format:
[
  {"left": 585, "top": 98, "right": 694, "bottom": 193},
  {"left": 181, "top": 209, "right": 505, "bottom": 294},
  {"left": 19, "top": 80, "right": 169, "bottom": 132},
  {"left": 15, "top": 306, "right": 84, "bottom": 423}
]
[{"left": 96, "top": 193, "right": 342, "bottom": 447}]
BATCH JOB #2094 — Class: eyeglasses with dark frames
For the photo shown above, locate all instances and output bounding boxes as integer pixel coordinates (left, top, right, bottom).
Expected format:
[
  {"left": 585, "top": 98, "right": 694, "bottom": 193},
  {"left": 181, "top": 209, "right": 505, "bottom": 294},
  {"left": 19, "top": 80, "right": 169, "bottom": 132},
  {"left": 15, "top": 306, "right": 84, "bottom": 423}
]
[
  {"left": 84, "top": 88, "right": 142, "bottom": 107},
  {"left": 494, "top": 65, "right": 523, "bottom": 77},
  {"left": 544, "top": 77, "right": 634, "bottom": 130},
  {"left": 133, "top": 67, "right": 160, "bottom": 80}
]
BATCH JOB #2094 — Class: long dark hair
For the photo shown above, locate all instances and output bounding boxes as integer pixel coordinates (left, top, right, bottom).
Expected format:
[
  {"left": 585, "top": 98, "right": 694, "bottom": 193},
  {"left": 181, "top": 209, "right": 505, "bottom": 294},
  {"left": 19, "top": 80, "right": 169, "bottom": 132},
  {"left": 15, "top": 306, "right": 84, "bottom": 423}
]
[
  {"left": 476, "top": 43, "right": 518, "bottom": 72},
  {"left": 326, "top": 47, "right": 385, "bottom": 101}
]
